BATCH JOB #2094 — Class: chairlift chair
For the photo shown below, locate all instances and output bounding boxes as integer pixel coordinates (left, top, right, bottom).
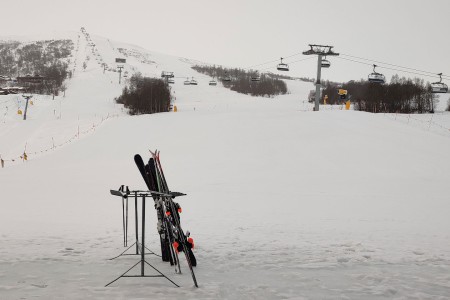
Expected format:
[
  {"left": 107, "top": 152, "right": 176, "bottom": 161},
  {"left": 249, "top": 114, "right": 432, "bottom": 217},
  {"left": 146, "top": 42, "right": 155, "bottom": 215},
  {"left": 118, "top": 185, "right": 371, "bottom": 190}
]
[
  {"left": 190, "top": 77, "right": 198, "bottom": 85},
  {"left": 431, "top": 83, "right": 449, "bottom": 93},
  {"left": 209, "top": 79, "right": 217, "bottom": 86},
  {"left": 168, "top": 78, "right": 175, "bottom": 84},
  {"left": 368, "top": 64, "right": 386, "bottom": 84},
  {"left": 161, "top": 71, "right": 174, "bottom": 78},
  {"left": 222, "top": 73, "right": 232, "bottom": 82},
  {"left": 321, "top": 58, "right": 331, "bottom": 68},
  {"left": 431, "top": 73, "right": 449, "bottom": 93},
  {"left": 251, "top": 73, "right": 261, "bottom": 82},
  {"left": 184, "top": 78, "right": 191, "bottom": 85},
  {"left": 277, "top": 57, "right": 289, "bottom": 71}
]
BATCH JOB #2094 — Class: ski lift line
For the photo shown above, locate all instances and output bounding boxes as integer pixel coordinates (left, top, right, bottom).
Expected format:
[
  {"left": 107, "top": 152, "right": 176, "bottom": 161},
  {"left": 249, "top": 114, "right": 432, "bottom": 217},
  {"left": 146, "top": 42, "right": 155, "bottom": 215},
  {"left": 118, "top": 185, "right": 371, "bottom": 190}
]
[
  {"left": 341, "top": 53, "right": 450, "bottom": 80},
  {"left": 192, "top": 54, "right": 313, "bottom": 77},
  {"left": 259, "top": 56, "right": 316, "bottom": 71},
  {"left": 335, "top": 56, "right": 446, "bottom": 81},
  {"left": 341, "top": 53, "right": 449, "bottom": 77},
  {"left": 259, "top": 57, "right": 313, "bottom": 71},
  {"left": 335, "top": 56, "right": 377, "bottom": 67},
  {"left": 287, "top": 56, "right": 317, "bottom": 65},
  {"left": 245, "top": 51, "right": 304, "bottom": 69},
  {"left": 245, "top": 58, "right": 280, "bottom": 69},
  {"left": 343, "top": 56, "right": 441, "bottom": 79}
]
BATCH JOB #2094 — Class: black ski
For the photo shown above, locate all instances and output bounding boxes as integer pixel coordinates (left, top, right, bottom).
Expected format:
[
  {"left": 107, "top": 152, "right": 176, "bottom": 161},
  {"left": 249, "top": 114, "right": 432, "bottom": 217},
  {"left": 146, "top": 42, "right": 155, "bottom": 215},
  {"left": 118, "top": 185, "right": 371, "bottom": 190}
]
[{"left": 134, "top": 154, "right": 151, "bottom": 190}]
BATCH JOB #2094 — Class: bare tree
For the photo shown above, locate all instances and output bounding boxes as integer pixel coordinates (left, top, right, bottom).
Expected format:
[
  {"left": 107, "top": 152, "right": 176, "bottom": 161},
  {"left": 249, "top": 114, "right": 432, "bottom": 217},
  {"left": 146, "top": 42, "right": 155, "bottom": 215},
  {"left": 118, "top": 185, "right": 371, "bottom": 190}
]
[{"left": 115, "top": 74, "right": 171, "bottom": 115}]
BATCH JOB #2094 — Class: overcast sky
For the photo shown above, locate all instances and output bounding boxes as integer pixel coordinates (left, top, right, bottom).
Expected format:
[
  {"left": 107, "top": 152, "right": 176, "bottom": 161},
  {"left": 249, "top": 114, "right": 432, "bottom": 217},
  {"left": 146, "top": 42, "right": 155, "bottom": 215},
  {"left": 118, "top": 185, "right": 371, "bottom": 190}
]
[{"left": 1, "top": 0, "right": 449, "bottom": 83}]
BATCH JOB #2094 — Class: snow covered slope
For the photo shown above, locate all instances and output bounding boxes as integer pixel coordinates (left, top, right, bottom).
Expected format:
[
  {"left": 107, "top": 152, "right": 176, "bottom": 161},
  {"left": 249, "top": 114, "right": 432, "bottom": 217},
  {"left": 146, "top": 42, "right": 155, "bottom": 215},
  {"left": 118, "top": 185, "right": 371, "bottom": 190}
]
[{"left": 1, "top": 31, "right": 450, "bottom": 299}]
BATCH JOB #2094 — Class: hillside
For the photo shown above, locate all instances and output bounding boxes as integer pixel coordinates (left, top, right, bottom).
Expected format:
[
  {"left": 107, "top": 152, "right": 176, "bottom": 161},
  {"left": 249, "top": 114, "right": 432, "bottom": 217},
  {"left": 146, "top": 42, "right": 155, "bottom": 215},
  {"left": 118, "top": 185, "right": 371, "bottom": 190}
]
[{"left": 1, "top": 30, "right": 450, "bottom": 299}]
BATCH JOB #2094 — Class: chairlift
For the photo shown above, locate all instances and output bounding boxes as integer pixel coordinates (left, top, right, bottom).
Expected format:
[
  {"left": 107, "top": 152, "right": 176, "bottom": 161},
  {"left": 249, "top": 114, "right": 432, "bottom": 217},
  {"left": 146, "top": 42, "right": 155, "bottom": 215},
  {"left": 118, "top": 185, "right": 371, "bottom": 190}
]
[
  {"left": 209, "top": 79, "right": 217, "bottom": 86},
  {"left": 431, "top": 73, "right": 448, "bottom": 93},
  {"left": 368, "top": 64, "right": 385, "bottom": 84},
  {"left": 161, "top": 71, "right": 174, "bottom": 78},
  {"left": 190, "top": 77, "right": 198, "bottom": 85},
  {"left": 168, "top": 77, "right": 175, "bottom": 84},
  {"left": 251, "top": 73, "right": 261, "bottom": 82},
  {"left": 184, "top": 78, "right": 191, "bottom": 85},
  {"left": 321, "top": 57, "right": 331, "bottom": 68},
  {"left": 277, "top": 57, "right": 289, "bottom": 71},
  {"left": 222, "top": 72, "right": 232, "bottom": 82}
]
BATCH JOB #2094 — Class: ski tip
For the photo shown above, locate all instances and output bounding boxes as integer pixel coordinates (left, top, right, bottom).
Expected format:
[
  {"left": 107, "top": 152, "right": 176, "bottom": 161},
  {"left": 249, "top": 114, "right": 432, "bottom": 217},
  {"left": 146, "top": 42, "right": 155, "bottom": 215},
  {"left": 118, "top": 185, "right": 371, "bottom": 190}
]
[
  {"left": 171, "top": 191, "right": 187, "bottom": 198},
  {"left": 110, "top": 189, "right": 126, "bottom": 198}
]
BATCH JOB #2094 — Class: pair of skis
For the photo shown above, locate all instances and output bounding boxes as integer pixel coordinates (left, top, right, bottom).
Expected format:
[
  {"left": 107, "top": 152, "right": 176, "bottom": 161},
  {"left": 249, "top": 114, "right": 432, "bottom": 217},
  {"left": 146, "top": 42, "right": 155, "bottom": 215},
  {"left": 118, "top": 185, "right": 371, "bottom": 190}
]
[{"left": 134, "top": 151, "right": 198, "bottom": 288}]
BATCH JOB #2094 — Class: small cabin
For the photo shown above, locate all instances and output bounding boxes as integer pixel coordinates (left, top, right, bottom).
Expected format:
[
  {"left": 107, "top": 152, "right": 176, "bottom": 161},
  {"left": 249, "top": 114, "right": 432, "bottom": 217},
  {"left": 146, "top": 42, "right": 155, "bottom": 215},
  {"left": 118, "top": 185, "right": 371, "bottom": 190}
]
[{"left": 16, "top": 75, "right": 45, "bottom": 85}]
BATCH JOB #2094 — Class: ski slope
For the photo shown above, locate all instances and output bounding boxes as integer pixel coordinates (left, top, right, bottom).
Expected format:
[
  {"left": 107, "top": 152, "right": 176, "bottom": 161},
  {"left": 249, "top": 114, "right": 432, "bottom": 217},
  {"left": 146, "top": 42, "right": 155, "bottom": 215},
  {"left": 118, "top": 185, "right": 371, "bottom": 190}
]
[{"left": 1, "top": 32, "right": 450, "bottom": 299}]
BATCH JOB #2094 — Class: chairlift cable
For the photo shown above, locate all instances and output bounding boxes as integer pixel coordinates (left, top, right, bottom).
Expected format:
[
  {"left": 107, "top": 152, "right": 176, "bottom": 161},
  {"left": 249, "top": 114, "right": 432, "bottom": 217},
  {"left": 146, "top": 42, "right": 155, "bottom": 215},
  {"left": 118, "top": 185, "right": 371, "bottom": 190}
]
[
  {"left": 335, "top": 56, "right": 446, "bottom": 81},
  {"left": 259, "top": 56, "right": 315, "bottom": 71},
  {"left": 341, "top": 53, "right": 450, "bottom": 80},
  {"left": 245, "top": 51, "right": 304, "bottom": 69},
  {"left": 288, "top": 56, "right": 316, "bottom": 65},
  {"left": 245, "top": 58, "right": 280, "bottom": 69},
  {"left": 283, "top": 51, "right": 305, "bottom": 60}
]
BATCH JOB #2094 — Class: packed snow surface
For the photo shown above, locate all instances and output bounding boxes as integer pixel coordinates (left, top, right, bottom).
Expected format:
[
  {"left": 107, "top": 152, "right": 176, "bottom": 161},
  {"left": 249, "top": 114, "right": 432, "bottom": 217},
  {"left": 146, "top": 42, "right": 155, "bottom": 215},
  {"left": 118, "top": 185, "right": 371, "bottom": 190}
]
[{"left": 1, "top": 33, "right": 450, "bottom": 299}]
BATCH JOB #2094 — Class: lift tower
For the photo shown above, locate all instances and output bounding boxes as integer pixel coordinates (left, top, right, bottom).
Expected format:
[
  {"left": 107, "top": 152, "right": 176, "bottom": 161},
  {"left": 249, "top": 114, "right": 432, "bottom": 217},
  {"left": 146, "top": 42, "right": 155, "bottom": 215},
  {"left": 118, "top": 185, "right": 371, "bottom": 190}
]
[{"left": 303, "top": 45, "right": 339, "bottom": 111}]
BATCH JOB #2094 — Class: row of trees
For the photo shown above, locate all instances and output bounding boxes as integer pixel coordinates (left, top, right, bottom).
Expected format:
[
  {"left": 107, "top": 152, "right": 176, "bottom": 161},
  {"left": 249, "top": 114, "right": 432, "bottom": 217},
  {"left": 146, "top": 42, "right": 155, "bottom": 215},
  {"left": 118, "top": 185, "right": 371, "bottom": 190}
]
[
  {"left": 322, "top": 75, "right": 437, "bottom": 113},
  {"left": 115, "top": 73, "right": 171, "bottom": 115},
  {"left": 192, "top": 65, "right": 288, "bottom": 97}
]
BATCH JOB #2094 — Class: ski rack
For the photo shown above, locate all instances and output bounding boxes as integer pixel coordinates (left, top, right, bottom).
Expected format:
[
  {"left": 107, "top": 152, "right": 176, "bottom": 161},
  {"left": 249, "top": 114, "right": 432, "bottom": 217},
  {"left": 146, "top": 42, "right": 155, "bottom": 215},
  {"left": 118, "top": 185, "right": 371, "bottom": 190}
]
[
  {"left": 108, "top": 187, "right": 160, "bottom": 260},
  {"left": 105, "top": 187, "right": 186, "bottom": 288}
]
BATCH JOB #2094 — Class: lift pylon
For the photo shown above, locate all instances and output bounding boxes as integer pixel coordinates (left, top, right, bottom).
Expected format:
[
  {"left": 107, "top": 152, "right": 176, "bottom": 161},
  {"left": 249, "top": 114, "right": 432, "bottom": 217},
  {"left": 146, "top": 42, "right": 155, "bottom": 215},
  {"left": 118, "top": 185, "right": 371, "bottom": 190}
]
[{"left": 303, "top": 44, "right": 339, "bottom": 111}]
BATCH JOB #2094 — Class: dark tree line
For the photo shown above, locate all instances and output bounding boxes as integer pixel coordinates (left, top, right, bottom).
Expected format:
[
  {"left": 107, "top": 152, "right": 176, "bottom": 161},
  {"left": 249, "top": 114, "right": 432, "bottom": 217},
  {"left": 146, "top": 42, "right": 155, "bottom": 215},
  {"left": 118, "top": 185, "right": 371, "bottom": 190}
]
[
  {"left": 115, "top": 73, "right": 171, "bottom": 115},
  {"left": 322, "top": 75, "right": 436, "bottom": 113},
  {"left": 192, "top": 65, "right": 288, "bottom": 97}
]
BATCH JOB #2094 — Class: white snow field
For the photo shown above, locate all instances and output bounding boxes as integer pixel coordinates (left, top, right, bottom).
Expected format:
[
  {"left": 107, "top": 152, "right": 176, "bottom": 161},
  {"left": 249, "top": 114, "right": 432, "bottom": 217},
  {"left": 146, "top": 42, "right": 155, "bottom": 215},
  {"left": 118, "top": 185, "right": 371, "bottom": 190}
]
[{"left": 1, "top": 32, "right": 450, "bottom": 299}]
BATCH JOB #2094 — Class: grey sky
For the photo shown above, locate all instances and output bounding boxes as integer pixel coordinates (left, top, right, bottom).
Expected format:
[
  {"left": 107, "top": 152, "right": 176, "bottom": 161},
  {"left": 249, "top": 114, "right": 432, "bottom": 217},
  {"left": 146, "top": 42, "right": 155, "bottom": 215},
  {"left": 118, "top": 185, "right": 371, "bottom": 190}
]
[{"left": 1, "top": 0, "right": 449, "bottom": 84}]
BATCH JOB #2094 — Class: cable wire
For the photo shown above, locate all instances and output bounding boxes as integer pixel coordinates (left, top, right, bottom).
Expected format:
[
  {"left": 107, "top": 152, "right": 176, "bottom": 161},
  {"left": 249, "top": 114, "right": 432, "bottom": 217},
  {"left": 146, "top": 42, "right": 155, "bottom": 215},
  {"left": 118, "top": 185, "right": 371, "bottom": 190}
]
[
  {"left": 245, "top": 51, "right": 304, "bottom": 69},
  {"left": 259, "top": 56, "right": 316, "bottom": 71},
  {"left": 335, "top": 56, "right": 448, "bottom": 81},
  {"left": 340, "top": 53, "right": 450, "bottom": 80}
]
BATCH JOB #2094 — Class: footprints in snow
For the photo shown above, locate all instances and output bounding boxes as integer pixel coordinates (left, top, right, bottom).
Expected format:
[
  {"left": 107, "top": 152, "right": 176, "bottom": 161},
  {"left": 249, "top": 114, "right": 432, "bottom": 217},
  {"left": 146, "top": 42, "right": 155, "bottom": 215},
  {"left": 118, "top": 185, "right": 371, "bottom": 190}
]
[
  {"left": 331, "top": 242, "right": 375, "bottom": 263},
  {"left": 58, "top": 247, "right": 85, "bottom": 256},
  {"left": 30, "top": 283, "right": 48, "bottom": 288}
]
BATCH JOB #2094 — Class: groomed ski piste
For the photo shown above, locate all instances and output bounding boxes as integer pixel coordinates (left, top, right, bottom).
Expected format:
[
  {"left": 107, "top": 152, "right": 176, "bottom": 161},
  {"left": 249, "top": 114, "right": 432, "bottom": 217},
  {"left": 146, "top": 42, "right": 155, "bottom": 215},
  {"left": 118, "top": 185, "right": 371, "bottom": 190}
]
[{"left": 1, "top": 31, "right": 450, "bottom": 299}]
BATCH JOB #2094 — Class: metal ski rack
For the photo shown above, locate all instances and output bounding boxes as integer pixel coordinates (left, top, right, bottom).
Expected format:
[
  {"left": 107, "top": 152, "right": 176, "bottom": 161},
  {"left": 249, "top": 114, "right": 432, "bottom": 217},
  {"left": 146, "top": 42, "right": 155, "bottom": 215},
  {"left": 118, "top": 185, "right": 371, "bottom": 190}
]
[
  {"left": 105, "top": 186, "right": 186, "bottom": 288},
  {"left": 108, "top": 186, "right": 159, "bottom": 260}
]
